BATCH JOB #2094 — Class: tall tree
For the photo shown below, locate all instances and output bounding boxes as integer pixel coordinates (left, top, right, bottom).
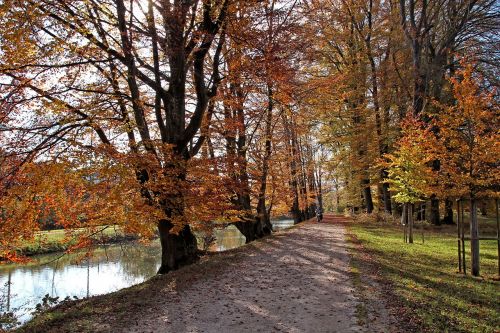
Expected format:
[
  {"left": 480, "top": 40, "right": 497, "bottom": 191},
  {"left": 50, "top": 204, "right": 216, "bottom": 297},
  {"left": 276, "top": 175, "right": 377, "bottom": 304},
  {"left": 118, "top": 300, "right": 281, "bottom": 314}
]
[{"left": 1, "top": 0, "right": 228, "bottom": 273}]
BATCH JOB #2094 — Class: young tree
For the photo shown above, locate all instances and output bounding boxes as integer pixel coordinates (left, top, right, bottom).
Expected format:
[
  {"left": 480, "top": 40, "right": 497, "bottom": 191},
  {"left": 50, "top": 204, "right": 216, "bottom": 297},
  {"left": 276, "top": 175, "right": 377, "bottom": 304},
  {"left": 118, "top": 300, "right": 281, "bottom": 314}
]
[
  {"left": 432, "top": 62, "right": 499, "bottom": 276},
  {"left": 384, "top": 114, "right": 436, "bottom": 243}
]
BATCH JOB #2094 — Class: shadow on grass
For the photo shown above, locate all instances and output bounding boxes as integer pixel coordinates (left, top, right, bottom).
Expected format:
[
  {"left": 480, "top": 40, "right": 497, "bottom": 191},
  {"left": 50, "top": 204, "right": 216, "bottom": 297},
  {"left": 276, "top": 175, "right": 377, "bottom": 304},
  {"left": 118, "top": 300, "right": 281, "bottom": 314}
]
[{"left": 349, "top": 223, "right": 500, "bottom": 333}]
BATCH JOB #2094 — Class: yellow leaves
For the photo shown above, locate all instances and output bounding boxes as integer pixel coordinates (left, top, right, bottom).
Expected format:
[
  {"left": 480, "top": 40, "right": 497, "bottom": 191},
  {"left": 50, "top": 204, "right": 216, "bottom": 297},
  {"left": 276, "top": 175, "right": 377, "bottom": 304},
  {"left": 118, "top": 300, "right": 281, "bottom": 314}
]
[{"left": 383, "top": 114, "right": 437, "bottom": 203}]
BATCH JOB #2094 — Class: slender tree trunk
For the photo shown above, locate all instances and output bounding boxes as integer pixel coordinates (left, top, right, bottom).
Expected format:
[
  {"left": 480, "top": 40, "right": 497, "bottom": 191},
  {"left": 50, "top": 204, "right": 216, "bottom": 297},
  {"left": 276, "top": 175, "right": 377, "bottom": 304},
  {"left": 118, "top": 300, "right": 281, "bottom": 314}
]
[
  {"left": 470, "top": 198, "right": 480, "bottom": 276},
  {"left": 380, "top": 171, "right": 392, "bottom": 213},
  {"left": 305, "top": 141, "right": 317, "bottom": 217},
  {"left": 401, "top": 203, "right": 407, "bottom": 226},
  {"left": 282, "top": 112, "right": 301, "bottom": 224},
  {"left": 316, "top": 166, "right": 324, "bottom": 215},
  {"left": 417, "top": 202, "right": 426, "bottom": 221},
  {"left": 366, "top": 34, "right": 391, "bottom": 214},
  {"left": 408, "top": 203, "right": 414, "bottom": 244},
  {"left": 335, "top": 178, "right": 341, "bottom": 213},
  {"left": 297, "top": 138, "right": 309, "bottom": 220},
  {"left": 255, "top": 83, "right": 274, "bottom": 236}
]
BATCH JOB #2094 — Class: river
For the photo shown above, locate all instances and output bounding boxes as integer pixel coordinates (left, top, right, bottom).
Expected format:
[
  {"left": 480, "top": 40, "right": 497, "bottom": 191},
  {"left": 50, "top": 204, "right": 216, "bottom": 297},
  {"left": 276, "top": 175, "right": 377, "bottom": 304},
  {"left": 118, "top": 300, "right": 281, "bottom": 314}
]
[{"left": 0, "top": 219, "right": 294, "bottom": 328}]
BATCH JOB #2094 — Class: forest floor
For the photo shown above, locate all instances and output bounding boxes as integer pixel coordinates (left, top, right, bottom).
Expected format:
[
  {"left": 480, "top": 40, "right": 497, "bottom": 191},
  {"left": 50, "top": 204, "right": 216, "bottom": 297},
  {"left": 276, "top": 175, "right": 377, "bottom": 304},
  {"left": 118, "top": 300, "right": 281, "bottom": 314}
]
[{"left": 17, "top": 216, "right": 398, "bottom": 333}]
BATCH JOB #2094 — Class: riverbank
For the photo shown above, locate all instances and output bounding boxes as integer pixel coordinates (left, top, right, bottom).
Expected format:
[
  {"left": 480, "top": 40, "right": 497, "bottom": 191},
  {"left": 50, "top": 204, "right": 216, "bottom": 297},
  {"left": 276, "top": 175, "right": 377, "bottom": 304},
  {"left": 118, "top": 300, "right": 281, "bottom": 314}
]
[
  {"left": 345, "top": 218, "right": 500, "bottom": 333},
  {"left": 14, "top": 226, "right": 137, "bottom": 257},
  {"left": 15, "top": 218, "right": 393, "bottom": 333}
]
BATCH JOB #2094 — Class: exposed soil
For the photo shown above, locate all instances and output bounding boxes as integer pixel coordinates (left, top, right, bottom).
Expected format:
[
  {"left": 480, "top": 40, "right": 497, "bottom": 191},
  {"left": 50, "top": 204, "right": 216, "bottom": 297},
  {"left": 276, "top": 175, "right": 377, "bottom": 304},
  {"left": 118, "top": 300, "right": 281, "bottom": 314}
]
[{"left": 18, "top": 216, "right": 395, "bottom": 333}]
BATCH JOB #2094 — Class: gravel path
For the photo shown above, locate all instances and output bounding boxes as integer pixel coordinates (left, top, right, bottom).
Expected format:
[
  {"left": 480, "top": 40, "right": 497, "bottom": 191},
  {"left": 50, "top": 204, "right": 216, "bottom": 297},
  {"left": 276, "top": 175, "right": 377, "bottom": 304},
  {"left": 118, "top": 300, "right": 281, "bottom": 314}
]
[{"left": 125, "top": 219, "right": 369, "bottom": 333}]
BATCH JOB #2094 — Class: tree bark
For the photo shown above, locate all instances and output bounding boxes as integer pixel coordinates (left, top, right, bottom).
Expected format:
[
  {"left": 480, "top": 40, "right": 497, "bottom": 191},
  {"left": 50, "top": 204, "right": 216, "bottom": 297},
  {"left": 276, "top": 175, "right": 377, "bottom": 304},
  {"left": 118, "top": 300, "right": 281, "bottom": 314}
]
[
  {"left": 470, "top": 198, "right": 480, "bottom": 276},
  {"left": 157, "top": 220, "right": 198, "bottom": 274},
  {"left": 442, "top": 198, "right": 454, "bottom": 224},
  {"left": 282, "top": 112, "right": 302, "bottom": 224},
  {"left": 157, "top": 169, "right": 198, "bottom": 274},
  {"left": 362, "top": 180, "right": 374, "bottom": 214},
  {"left": 408, "top": 203, "right": 414, "bottom": 244},
  {"left": 429, "top": 195, "right": 441, "bottom": 225},
  {"left": 417, "top": 202, "right": 426, "bottom": 221},
  {"left": 254, "top": 82, "right": 275, "bottom": 236}
]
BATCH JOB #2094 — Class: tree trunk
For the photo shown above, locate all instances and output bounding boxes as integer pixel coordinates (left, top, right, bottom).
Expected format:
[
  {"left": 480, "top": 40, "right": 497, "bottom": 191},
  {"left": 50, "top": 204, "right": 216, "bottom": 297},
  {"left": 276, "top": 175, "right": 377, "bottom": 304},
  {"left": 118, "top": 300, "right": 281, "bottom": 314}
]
[
  {"left": 253, "top": 82, "right": 274, "bottom": 236},
  {"left": 401, "top": 203, "right": 407, "bottom": 226},
  {"left": 256, "top": 198, "right": 272, "bottom": 237},
  {"left": 442, "top": 198, "right": 454, "bottom": 224},
  {"left": 408, "top": 203, "right": 414, "bottom": 244},
  {"left": 316, "top": 166, "right": 324, "bottom": 216},
  {"left": 380, "top": 173, "right": 392, "bottom": 214},
  {"left": 335, "top": 179, "right": 341, "bottom": 213},
  {"left": 470, "top": 198, "right": 480, "bottom": 276},
  {"left": 157, "top": 221, "right": 198, "bottom": 274},
  {"left": 282, "top": 112, "right": 302, "bottom": 224},
  {"left": 417, "top": 202, "right": 426, "bottom": 221},
  {"left": 480, "top": 200, "right": 487, "bottom": 216},
  {"left": 429, "top": 195, "right": 441, "bottom": 225},
  {"left": 234, "top": 217, "right": 257, "bottom": 243},
  {"left": 362, "top": 180, "right": 374, "bottom": 214}
]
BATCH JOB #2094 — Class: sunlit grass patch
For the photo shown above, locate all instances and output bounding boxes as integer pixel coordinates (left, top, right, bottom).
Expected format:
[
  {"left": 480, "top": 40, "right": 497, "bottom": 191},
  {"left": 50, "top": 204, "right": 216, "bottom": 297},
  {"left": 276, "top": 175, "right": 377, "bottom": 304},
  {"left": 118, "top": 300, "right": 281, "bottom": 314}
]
[{"left": 348, "top": 222, "right": 499, "bottom": 333}]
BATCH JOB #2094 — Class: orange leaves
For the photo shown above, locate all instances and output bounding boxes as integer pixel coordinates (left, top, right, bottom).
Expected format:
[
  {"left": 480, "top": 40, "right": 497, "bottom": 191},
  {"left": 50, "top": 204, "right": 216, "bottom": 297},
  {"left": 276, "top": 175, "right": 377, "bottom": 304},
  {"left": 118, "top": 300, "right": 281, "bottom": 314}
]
[
  {"left": 431, "top": 61, "right": 500, "bottom": 199},
  {"left": 0, "top": 154, "right": 158, "bottom": 260},
  {"left": 385, "top": 61, "right": 500, "bottom": 203}
]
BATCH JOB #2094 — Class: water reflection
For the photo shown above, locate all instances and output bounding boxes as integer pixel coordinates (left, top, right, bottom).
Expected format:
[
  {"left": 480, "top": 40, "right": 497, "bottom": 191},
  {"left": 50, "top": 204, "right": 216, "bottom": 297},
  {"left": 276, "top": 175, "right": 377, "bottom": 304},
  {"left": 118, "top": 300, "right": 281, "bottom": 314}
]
[
  {"left": 0, "top": 243, "right": 162, "bottom": 325},
  {"left": 209, "top": 219, "right": 294, "bottom": 251},
  {"left": 0, "top": 219, "right": 294, "bottom": 327}
]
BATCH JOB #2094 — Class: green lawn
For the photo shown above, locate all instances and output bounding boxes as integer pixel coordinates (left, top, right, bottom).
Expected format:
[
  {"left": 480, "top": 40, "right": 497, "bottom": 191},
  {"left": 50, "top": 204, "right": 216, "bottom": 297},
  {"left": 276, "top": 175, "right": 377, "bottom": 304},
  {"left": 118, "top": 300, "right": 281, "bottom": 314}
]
[
  {"left": 18, "top": 226, "right": 126, "bottom": 256},
  {"left": 348, "top": 222, "right": 499, "bottom": 333}
]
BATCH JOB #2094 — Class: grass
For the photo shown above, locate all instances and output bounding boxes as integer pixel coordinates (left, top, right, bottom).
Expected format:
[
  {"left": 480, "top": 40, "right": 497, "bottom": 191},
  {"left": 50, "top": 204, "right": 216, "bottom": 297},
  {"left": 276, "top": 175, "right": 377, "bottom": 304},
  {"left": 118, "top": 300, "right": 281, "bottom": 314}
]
[
  {"left": 347, "top": 220, "right": 500, "bottom": 333},
  {"left": 17, "top": 226, "right": 128, "bottom": 256}
]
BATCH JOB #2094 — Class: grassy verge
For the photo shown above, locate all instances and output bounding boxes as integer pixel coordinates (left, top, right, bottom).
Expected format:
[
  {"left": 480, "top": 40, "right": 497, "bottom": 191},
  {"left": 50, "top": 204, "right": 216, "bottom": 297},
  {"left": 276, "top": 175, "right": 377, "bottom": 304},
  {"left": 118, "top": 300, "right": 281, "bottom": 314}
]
[
  {"left": 16, "top": 226, "right": 131, "bottom": 256},
  {"left": 347, "top": 221, "right": 499, "bottom": 333}
]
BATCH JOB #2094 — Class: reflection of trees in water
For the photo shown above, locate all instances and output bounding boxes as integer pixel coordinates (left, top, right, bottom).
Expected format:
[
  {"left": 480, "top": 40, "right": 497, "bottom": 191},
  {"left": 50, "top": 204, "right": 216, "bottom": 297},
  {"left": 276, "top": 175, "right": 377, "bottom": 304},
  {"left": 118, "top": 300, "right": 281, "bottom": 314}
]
[
  {"left": 213, "top": 226, "right": 246, "bottom": 251},
  {"left": 0, "top": 242, "right": 162, "bottom": 297},
  {"left": 271, "top": 219, "right": 294, "bottom": 230},
  {"left": 116, "top": 243, "right": 161, "bottom": 280},
  {"left": 2, "top": 242, "right": 162, "bottom": 277},
  {"left": 0, "top": 271, "right": 19, "bottom": 330},
  {"left": 0, "top": 242, "right": 162, "bottom": 328},
  {"left": 209, "top": 222, "right": 293, "bottom": 251},
  {"left": 0, "top": 271, "right": 12, "bottom": 312}
]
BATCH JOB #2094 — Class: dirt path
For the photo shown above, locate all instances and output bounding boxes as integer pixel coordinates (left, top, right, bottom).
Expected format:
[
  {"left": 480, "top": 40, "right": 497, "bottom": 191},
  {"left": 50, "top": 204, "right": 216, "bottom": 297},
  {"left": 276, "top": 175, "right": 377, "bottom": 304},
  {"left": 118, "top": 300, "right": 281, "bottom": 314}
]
[{"left": 123, "top": 217, "right": 380, "bottom": 333}]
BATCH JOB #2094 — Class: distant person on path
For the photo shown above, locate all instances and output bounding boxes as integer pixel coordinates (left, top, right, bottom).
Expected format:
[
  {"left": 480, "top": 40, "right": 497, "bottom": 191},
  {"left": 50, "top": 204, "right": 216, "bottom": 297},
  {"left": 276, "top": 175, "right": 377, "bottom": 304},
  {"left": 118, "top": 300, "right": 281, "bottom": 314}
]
[{"left": 316, "top": 207, "right": 323, "bottom": 222}]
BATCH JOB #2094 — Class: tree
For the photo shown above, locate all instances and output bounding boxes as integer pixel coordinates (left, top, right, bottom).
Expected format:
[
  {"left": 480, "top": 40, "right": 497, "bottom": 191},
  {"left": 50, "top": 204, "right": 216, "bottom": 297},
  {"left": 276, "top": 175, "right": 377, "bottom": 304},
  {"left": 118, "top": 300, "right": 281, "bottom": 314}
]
[
  {"left": 432, "top": 61, "right": 499, "bottom": 275},
  {"left": 0, "top": 0, "right": 229, "bottom": 273},
  {"left": 399, "top": 0, "right": 499, "bottom": 224},
  {"left": 384, "top": 114, "right": 436, "bottom": 242}
]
